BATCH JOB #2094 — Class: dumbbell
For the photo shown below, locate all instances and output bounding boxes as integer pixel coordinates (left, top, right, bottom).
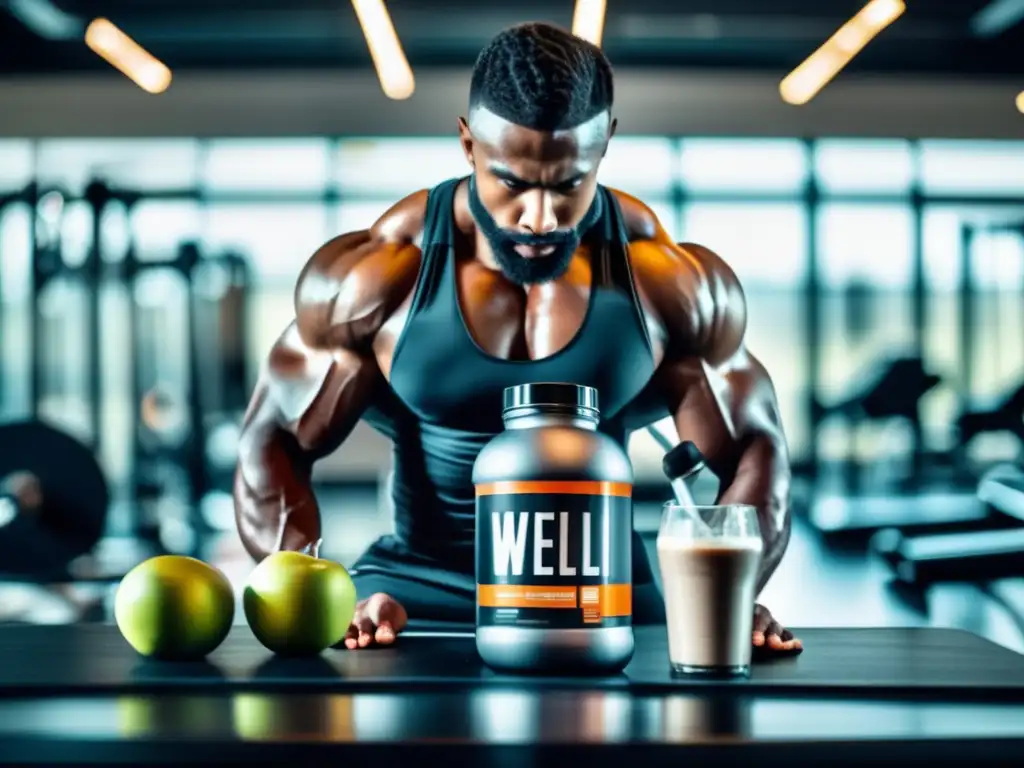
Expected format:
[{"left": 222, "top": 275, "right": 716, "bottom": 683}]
[{"left": 0, "top": 420, "right": 110, "bottom": 581}]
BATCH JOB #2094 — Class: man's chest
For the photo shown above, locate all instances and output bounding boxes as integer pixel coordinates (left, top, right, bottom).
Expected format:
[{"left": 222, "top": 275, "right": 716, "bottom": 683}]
[
  {"left": 450, "top": 257, "right": 668, "bottom": 366},
  {"left": 376, "top": 264, "right": 662, "bottom": 431}
]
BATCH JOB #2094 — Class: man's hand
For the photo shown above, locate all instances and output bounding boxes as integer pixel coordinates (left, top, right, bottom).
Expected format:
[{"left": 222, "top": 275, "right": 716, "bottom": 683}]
[
  {"left": 343, "top": 593, "right": 408, "bottom": 649},
  {"left": 753, "top": 603, "right": 802, "bottom": 653}
]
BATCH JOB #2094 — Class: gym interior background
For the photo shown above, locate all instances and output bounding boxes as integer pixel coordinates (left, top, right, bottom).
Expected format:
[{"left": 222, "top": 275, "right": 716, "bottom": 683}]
[{"left": 1, "top": 0, "right": 1024, "bottom": 649}]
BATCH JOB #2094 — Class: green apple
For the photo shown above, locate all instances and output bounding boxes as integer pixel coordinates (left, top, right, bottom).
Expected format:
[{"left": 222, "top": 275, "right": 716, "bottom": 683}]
[
  {"left": 114, "top": 555, "right": 235, "bottom": 661},
  {"left": 243, "top": 551, "right": 356, "bottom": 656}
]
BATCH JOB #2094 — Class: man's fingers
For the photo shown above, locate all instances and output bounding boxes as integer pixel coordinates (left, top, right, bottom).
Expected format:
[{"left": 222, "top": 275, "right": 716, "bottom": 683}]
[
  {"left": 344, "top": 600, "right": 374, "bottom": 650},
  {"left": 355, "top": 615, "right": 376, "bottom": 648},
  {"left": 764, "top": 621, "right": 784, "bottom": 648},
  {"left": 752, "top": 607, "right": 772, "bottom": 634},
  {"left": 765, "top": 621, "right": 803, "bottom": 652},
  {"left": 777, "top": 627, "right": 803, "bottom": 651},
  {"left": 365, "top": 593, "right": 409, "bottom": 636},
  {"left": 752, "top": 606, "right": 803, "bottom": 654},
  {"left": 752, "top": 607, "right": 771, "bottom": 646},
  {"left": 767, "top": 633, "right": 803, "bottom": 652},
  {"left": 375, "top": 620, "right": 396, "bottom": 645},
  {"left": 343, "top": 621, "right": 360, "bottom": 650},
  {"left": 340, "top": 595, "right": 406, "bottom": 650}
]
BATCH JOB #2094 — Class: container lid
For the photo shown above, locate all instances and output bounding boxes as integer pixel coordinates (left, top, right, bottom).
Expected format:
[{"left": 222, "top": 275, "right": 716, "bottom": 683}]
[
  {"left": 502, "top": 383, "right": 599, "bottom": 415},
  {"left": 662, "top": 440, "right": 706, "bottom": 481}
]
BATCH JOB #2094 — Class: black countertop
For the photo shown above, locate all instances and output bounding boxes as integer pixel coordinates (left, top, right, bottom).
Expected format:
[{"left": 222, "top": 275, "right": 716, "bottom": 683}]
[
  {"left": 1, "top": 623, "right": 1024, "bottom": 764},
  {"left": 1, "top": 623, "right": 1023, "bottom": 697}
]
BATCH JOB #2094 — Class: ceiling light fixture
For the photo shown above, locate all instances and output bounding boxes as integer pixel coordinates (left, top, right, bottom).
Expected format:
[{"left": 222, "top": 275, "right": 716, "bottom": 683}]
[
  {"left": 84, "top": 17, "right": 171, "bottom": 94},
  {"left": 969, "top": 0, "right": 1024, "bottom": 38},
  {"left": 1016, "top": 90, "right": 1024, "bottom": 113},
  {"left": 7, "top": 0, "right": 82, "bottom": 40},
  {"left": 573, "top": 0, "right": 608, "bottom": 47},
  {"left": 780, "top": 0, "right": 905, "bottom": 106},
  {"left": 351, "top": 0, "right": 415, "bottom": 100}
]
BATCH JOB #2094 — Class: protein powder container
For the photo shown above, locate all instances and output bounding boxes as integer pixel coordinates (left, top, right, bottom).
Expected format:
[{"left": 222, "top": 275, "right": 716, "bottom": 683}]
[{"left": 473, "top": 382, "right": 635, "bottom": 674}]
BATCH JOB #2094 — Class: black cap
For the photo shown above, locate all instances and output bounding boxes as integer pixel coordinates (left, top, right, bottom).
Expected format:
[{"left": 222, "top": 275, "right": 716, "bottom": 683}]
[
  {"left": 662, "top": 441, "right": 705, "bottom": 481},
  {"left": 503, "top": 383, "right": 599, "bottom": 416}
]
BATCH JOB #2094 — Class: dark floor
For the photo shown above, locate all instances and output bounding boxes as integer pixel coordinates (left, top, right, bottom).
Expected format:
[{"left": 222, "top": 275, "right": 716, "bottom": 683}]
[{"left": 2, "top": 485, "right": 1023, "bottom": 656}]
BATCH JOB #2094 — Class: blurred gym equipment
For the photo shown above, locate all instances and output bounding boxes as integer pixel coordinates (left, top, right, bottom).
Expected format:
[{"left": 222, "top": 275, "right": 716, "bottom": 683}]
[
  {"left": 122, "top": 239, "right": 206, "bottom": 544},
  {"left": 191, "top": 248, "right": 252, "bottom": 496},
  {"left": 952, "top": 220, "right": 1024, "bottom": 470},
  {"left": 816, "top": 355, "right": 943, "bottom": 494},
  {"left": 877, "top": 463, "right": 1024, "bottom": 586},
  {"left": 0, "top": 186, "right": 36, "bottom": 413},
  {"left": 801, "top": 171, "right": 963, "bottom": 546},
  {"left": 28, "top": 177, "right": 254, "bottom": 554},
  {"left": 805, "top": 168, "right": 933, "bottom": 490},
  {"left": 873, "top": 220, "right": 1024, "bottom": 586},
  {"left": 122, "top": 239, "right": 253, "bottom": 548},
  {"left": 29, "top": 183, "right": 103, "bottom": 451},
  {"left": 958, "top": 383, "right": 1024, "bottom": 456},
  {"left": 804, "top": 356, "right": 1000, "bottom": 547},
  {"left": 804, "top": 202, "right": 1024, "bottom": 547},
  {"left": 5, "top": 177, "right": 255, "bottom": 557},
  {"left": 0, "top": 419, "right": 138, "bottom": 623},
  {"left": 0, "top": 420, "right": 109, "bottom": 582}
]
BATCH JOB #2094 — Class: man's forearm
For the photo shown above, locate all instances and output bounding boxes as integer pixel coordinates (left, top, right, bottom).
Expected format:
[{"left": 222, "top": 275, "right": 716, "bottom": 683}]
[
  {"left": 715, "top": 433, "right": 792, "bottom": 594},
  {"left": 234, "top": 422, "right": 321, "bottom": 562}
]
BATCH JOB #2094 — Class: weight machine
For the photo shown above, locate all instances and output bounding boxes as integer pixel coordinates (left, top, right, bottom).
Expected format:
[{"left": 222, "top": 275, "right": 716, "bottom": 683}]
[
  {"left": 122, "top": 239, "right": 253, "bottom": 543},
  {"left": 875, "top": 218, "right": 1024, "bottom": 586},
  {"left": 75, "top": 180, "right": 254, "bottom": 547},
  {"left": 0, "top": 177, "right": 254, "bottom": 581},
  {"left": 802, "top": 180, "right": 982, "bottom": 547}
]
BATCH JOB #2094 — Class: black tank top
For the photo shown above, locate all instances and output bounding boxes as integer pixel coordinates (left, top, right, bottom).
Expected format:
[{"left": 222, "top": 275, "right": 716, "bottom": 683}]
[{"left": 362, "top": 177, "right": 660, "bottom": 570}]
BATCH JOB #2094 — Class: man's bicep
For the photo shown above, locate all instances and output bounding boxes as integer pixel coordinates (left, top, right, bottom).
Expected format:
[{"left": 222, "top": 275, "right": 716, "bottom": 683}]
[
  {"left": 662, "top": 349, "right": 785, "bottom": 478},
  {"left": 280, "top": 327, "right": 380, "bottom": 458},
  {"left": 293, "top": 230, "right": 373, "bottom": 349},
  {"left": 246, "top": 323, "right": 380, "bottom": 464},
  {"left": 293, "top": 230, "right": 421, "bottom": 351}
]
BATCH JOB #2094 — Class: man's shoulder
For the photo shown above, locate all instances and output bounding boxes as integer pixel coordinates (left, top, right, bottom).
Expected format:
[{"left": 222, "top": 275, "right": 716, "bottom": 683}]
[
  {"left": 373, "top": 188, "right": 434, "bottom": 245},
  {"left": 294, "top": 190, "right": 429, "bottom": 348},
  {"left": 313, "top": 187, "right": 430, "bottom": 262},
  {"left": 609, "top": 188, "right": 662, "bottom": 242},
  {"left": 609, "top": 189, "right": 746, "bottom": 364}
]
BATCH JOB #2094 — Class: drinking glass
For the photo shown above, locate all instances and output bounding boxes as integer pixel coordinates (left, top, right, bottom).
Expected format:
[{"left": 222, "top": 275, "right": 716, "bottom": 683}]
[{"left": 656, "top": 503, "right": 763, "bottom": 677}]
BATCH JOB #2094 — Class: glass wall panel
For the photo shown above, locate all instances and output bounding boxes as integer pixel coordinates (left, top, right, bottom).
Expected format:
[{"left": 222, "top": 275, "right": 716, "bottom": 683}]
[{"left": 679, "top": 139, "right": 809, "bottom": 192}]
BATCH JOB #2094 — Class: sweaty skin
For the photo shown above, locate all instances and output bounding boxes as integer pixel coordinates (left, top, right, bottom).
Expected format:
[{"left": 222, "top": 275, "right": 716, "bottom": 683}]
[{"left": 234, "top": 110, "right": 800, "bottom": 654}]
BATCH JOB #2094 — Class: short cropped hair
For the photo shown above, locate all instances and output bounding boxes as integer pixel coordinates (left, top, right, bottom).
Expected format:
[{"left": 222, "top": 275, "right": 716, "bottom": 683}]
[{"left": 468, "top": 22, "right": 614, "bottom": 132}]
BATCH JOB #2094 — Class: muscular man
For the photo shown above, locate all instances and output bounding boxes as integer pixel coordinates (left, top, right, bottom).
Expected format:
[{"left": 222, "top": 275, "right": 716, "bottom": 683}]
[{"left": 234, "top": 22, "right": 801, "bottom": 655}]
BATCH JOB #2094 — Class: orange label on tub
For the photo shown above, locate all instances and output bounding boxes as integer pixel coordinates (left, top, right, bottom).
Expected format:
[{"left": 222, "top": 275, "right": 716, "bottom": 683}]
[{"left": 477, "top": 584, "right": 631, "bottom": 616}]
